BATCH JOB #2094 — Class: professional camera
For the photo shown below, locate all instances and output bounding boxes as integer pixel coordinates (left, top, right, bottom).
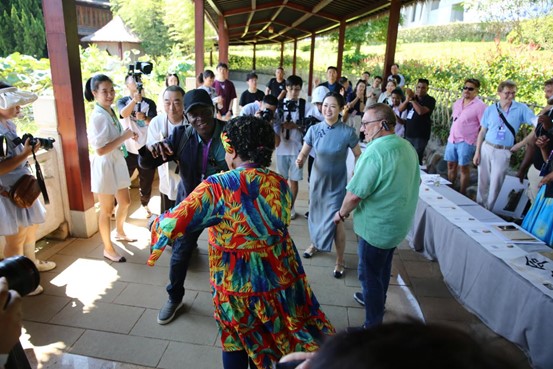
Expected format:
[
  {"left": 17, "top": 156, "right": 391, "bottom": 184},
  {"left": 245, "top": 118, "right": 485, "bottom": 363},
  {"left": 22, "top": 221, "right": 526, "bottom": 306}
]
[
  {"left": 21, "top": 133, "right": 55, "bottom": 151},
  {"left": 300, "top": 115, "right": 321, "bottom": 134},
  {"left": 0, "top": 256, "right": 40, "bottom": 297},
  {"left": 128, "top": 61, "right": 154, "bottom": 94},
  {"left": 260, "top": 109, "right": 274, "bottom": 122}
]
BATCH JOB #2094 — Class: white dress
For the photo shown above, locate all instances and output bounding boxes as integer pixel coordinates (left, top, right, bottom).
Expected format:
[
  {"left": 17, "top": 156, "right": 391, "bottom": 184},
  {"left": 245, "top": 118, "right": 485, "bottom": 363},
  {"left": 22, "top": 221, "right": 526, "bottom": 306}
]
[
  {"left": 0, "top": 120, "right": 46, "bottom": 235},
  {"left": 87, "top": 104, "right": 131, "bottom": 194}
]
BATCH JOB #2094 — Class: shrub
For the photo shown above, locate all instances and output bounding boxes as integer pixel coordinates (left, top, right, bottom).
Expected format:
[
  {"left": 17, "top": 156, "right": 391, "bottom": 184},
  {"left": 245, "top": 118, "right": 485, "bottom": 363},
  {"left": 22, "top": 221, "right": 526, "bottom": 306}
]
[{"left": 398, "top": 22, "right": 507, "bottom": 43}]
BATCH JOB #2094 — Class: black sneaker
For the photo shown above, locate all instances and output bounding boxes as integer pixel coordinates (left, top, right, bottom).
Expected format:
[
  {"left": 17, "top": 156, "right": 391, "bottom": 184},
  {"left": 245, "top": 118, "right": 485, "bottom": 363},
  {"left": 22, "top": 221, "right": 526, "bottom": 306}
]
[
  {"left": 353, "top": 291, "right": 365, "bottom": 306},
  {"left": 157, "top": 300, "right": 184, "bottom": 325},
  {"left": 304, "top": 211, "right": 309, "bottom": 219}
]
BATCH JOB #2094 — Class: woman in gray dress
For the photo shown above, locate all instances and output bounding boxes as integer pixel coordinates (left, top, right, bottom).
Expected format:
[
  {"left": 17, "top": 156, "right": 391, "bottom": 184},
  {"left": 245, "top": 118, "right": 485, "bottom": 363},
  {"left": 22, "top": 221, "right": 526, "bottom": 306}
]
[{"left": 296, "top": 92, "right": 361, "bottom": 278}]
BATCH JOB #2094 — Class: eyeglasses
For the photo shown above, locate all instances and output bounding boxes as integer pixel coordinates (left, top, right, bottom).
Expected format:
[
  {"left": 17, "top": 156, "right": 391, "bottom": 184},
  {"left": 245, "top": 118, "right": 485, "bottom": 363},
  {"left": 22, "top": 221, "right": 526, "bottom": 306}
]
[
  {"left": 463, "top": 87, "right": 475, "bottom": 91},
  {"left": 361, "top": 119, "right": 382, "bottom": 126}
]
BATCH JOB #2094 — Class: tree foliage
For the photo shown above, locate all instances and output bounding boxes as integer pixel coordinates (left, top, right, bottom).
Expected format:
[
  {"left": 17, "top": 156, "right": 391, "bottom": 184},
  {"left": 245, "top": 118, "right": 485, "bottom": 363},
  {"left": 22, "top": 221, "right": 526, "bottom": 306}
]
[
  {"left": 330, "top": 16, "right": 395, "bottom": 55},
  {"left": 111, "top": 0, "right": 216, "bottom": 57},
  {"left": 0, "top": 0, "right": 46, "bottom": 58}
]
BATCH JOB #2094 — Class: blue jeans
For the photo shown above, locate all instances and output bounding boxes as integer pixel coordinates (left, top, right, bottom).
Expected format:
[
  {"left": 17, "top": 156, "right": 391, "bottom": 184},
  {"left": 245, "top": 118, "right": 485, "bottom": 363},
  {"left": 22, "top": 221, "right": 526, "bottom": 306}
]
[
  {"left": 167, "top": 230, "right": 202, "bottom": 302},
  {"left": 357, "top": 238, "right": 395, "bottom": 328}
]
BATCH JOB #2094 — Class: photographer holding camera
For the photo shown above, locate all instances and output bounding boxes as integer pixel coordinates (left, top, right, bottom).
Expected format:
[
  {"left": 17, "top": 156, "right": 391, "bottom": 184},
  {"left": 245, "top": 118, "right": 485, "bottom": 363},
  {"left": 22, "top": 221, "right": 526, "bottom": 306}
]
[
  {"left": 117, "top": 69, "right": 157, "bottom": 217},
  {"left": 0, "top": 277, "right": 22, "bottom": 367},
  {"left": 274, "top": 75, "right": 323, "bottom": 219},
  {"left": 0, "top": 83, "right": 56, "bottom": 296},
  {"left": 240, "top": 94, "right": 281, "bottom": 147}
]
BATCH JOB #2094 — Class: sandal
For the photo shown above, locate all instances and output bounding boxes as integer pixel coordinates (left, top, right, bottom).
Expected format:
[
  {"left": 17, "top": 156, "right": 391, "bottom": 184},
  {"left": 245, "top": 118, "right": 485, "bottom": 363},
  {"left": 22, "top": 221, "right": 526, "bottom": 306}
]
[
  {"left": 333, "top": 263, "right": 345, "bottom": 279},
  {"left": 303, "top": 245, "right": 319, "bottom": 258},
  {"left": 113, "top": 233, "right": 138, "bottom": 242}
]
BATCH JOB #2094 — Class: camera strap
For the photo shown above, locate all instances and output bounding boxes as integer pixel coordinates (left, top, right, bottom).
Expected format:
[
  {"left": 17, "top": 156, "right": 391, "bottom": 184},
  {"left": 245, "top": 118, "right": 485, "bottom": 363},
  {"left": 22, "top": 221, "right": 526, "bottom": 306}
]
[
  {"left": 495, "top": 103, "right": 517, "bottom": 140},
  {"left": 31, "top": 147, "right": 50, "bottom": 204}
]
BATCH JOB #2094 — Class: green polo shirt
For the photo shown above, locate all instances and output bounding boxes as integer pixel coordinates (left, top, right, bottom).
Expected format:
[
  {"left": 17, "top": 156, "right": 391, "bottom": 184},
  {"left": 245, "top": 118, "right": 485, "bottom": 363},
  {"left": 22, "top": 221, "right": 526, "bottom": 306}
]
[{"left": 347, "top": 134, "right": 420, "bottom": 249}]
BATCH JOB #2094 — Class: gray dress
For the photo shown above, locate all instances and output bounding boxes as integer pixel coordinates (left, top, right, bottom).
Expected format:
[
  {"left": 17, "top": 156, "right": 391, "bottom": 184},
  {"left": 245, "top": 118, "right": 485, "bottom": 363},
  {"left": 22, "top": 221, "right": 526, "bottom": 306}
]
[{"left": 305, "top": 120, "right": 358, "bottom": 251}]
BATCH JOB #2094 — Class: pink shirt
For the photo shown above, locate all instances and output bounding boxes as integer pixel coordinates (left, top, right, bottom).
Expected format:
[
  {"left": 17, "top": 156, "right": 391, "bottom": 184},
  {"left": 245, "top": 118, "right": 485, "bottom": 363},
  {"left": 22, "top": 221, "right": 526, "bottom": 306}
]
[{"left": 448, "top": 97, "right": 487, "bottom": 145}]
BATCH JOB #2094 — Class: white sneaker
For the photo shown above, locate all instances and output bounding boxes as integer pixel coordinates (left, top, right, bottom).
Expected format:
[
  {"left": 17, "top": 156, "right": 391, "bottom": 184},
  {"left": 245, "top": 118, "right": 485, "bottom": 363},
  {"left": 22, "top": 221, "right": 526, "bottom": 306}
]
[
  {"left": 28, "top": 285, "right": 44, "bottom": 296},
  {"left": 291, "top": 207, "right": 297, "bottom": 220},
  {"left": 35, "top": 260, "right": 56, "bottom": 272}
]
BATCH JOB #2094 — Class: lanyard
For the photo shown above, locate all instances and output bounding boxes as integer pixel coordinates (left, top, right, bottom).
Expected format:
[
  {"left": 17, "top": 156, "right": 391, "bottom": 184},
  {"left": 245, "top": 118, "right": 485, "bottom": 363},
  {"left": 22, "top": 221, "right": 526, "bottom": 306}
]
[
  {"left": 96, "top": 103, "right": 128, "bottom": 157},
  {"left": 201, "top": 138, "right": 213, "bottom": 180}
]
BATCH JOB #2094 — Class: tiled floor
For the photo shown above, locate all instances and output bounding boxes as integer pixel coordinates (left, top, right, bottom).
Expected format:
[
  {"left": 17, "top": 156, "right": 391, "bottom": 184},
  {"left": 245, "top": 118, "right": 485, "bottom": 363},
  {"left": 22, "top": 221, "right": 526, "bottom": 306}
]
[
  {"left": 19, "top": 173, "right": 533, "bottom": 369},
  {"left": 16, "top": 81, "right": 531, "bottom": 368}
]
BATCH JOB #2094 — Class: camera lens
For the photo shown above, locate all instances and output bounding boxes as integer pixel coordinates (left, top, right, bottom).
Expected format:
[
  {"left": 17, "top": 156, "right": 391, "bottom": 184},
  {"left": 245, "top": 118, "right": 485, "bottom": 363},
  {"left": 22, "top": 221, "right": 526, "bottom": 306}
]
[{"left": 0, "top": 256, "right": 40, "bottom": 297}]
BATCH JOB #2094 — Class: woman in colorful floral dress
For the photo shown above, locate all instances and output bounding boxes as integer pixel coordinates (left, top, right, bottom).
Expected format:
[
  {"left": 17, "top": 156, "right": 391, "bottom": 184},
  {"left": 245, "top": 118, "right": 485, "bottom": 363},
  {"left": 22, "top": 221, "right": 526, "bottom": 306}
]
[{"left": 148, "top": 115, "right": 334, "bottom": 369}]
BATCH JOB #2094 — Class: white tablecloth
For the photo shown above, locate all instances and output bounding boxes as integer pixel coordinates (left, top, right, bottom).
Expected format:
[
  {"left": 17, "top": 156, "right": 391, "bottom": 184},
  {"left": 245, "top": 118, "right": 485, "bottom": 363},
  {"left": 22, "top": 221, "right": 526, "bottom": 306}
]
[{"left": 408, "top": 183, "right": 553, "bottom": 369}]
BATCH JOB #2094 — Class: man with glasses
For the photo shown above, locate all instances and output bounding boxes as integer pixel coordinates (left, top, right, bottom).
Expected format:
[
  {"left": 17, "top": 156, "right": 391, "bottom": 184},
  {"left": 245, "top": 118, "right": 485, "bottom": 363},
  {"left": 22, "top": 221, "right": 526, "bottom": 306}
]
[
  {"left": 333, "top": 103, "right": 419, "bottom": 328},
  {"left": 139, "top": 89, "right": 228, "bottom": 324},
  {"left": 400, "top": 78, "right": 436, "bottom": 165},
  {"left": 444, "top": 78, "right": 487, "bottom": 195},
  {"left": 473, "top": 80, "right": 535, "bottom": 210}
]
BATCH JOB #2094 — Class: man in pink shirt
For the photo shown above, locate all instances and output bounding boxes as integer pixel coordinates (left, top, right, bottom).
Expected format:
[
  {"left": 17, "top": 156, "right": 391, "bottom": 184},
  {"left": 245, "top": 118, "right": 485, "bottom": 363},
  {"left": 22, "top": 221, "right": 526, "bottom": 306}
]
[{"left": 444, "top": 78, "right": 487, "bottom": 195}]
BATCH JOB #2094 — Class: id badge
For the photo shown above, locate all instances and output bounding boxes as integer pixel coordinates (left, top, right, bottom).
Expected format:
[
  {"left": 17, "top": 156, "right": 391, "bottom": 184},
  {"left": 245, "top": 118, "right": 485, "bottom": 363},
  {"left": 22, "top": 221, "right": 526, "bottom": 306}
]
[
  {"left": 496, "top": 127, "right": 506, "bottom": 141},
  {"left": 406, "top": 109, "right": 415, "bottom": 119}
]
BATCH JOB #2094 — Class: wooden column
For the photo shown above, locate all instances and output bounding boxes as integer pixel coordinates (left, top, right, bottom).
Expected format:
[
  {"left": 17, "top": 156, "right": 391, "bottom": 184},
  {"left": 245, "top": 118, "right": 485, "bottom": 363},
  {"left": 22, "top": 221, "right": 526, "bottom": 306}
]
[
  {"left": 280, "top": 42, "right": 284, "bottom": 67},
  {"left": 308, "top": 33, "right": 316, "bottom": 97},
  {"left": 292, "top": 39, "right": 297, "bottom": 75},
  {"left": 218, "top": 15, "right": 229, "bottom": 64},
  {"left": 384, "top": 0, "right": 401, "bottom": 83},
  {"left": 336, "top": 20, "right": 346, "bottom": 76},
  {"left": 194, "top": 0, "right": 205, "bottom": 75},
  {"left": 252, "top": 43, "right": 257, "bottom": 71},
  {"left": 42, "top": 0, "right": 96, "bottom": 237}
]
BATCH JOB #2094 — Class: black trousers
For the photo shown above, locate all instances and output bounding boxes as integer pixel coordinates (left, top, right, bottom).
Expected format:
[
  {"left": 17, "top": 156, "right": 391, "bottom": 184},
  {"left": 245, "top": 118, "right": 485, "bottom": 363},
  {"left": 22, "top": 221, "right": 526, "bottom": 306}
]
[{"left": 125, "top": 152, "right": 156, "bottom": 206}]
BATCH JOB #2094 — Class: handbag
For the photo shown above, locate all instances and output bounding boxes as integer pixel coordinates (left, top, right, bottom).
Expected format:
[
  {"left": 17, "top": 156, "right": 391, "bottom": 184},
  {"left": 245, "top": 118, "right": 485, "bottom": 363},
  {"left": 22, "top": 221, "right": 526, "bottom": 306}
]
[
  {"left": 8, "top": 174, "right": 41, "bottom": 208},
  {"left": 0, "top": 142, "right": 50, "bottom": 208}
]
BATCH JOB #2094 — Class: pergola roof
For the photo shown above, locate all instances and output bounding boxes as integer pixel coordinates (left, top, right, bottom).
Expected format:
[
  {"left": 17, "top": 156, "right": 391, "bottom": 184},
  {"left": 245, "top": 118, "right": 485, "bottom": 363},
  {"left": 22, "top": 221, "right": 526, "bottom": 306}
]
[{"left": 204, "top": 0, "right": 415, "bottom": 45}]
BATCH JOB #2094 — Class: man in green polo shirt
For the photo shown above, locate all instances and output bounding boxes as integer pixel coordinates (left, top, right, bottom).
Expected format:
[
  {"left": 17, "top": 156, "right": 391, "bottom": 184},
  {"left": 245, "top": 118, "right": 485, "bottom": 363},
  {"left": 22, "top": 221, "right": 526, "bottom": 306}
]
[{"left": 334, "top": 103, "right": 420, "bottom": 328}]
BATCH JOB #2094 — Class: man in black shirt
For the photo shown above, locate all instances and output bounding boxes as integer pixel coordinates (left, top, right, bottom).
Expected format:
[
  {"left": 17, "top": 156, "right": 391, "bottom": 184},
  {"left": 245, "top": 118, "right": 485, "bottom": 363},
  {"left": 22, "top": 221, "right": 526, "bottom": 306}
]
[
  {"left": 239, "top": 72, "right": 265, "bottom": 108},
  {"left": 265, "top": 67, "right": 286, "bottom": 100},
  {"left": 399, "top": 78, "right": 436, "bottom": 165}
]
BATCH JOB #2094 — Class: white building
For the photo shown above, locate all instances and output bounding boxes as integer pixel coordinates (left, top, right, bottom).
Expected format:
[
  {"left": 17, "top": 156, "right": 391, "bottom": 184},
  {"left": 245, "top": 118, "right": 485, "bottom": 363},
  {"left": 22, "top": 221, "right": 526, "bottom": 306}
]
[{"left": 401, "top": 0, "right": 481, "bottom": 28}]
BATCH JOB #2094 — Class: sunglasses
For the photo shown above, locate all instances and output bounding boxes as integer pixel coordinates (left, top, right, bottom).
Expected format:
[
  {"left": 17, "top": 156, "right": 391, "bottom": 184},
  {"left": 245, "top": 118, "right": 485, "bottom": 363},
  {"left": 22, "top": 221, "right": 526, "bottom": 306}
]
[{"left": 463, "top": 87, "right": 475, "bottom": 91}]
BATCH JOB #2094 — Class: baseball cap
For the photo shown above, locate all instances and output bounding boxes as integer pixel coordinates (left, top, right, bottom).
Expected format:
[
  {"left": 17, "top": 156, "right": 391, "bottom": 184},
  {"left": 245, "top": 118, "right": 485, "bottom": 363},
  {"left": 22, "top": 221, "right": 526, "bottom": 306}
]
[
  {"left": 184, "top": 89, "right": 213, "bottom": 114},
  {"left": 312, "top": 86, "right": 330, "bottom": 104}
]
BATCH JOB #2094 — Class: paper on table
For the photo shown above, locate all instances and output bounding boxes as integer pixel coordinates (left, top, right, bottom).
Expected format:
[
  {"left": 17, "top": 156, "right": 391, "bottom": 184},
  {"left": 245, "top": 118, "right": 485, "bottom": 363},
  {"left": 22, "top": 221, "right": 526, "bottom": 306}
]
[
  {"left": 506, "top": 253, "right": 553, "bottom": 298},
  {"left": 486, "top": 222, "right": 545, "bottom": 244},
  {"left": 479, "top": 242, "right": 528, "bottom": 260}
]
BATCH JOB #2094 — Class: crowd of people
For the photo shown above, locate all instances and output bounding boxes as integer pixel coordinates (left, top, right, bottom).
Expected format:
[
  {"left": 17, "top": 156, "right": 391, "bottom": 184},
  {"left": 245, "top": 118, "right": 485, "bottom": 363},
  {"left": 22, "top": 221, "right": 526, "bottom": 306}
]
[{"left": 1, "top": 60, "right": 552, "bottom": 368}]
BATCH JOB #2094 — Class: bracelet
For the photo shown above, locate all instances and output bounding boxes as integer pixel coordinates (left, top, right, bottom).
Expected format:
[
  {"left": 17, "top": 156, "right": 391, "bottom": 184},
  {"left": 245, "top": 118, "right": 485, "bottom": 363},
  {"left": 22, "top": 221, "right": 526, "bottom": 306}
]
[{"left": 338, "top": 211, "right": 346, "bottom": 222}]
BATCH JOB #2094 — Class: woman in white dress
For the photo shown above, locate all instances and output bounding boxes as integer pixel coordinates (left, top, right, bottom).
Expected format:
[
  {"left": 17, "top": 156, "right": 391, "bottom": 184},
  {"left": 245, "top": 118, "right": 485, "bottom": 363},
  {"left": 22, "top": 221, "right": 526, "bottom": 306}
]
[
  {"left": 84, "top": 75, "right": 137, "bottom": 262},
  {"left": 0, "top": 82, "right": 56, "bottom": 295}
]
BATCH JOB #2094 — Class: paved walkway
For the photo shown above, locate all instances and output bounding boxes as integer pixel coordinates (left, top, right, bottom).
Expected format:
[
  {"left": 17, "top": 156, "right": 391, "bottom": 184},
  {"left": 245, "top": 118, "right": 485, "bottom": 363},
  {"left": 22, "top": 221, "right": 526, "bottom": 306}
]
[
  {"left": 21, "top": 172, "right": 532, "bottom": 369},
  {"left": 18, "top": 81, "right": 532, "bottom": 368}
]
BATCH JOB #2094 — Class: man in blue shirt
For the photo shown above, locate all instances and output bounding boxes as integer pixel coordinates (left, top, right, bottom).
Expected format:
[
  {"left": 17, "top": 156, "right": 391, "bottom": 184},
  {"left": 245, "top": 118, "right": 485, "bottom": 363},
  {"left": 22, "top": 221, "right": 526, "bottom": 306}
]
[{"left": 473, "top": 80, "right": 535, "bottom": 210}]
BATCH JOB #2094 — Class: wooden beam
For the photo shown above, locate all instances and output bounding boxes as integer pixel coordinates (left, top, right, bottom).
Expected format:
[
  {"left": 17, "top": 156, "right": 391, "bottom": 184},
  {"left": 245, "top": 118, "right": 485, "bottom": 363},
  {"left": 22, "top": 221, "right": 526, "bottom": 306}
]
[
  {"left": 336, "top": 20, "right": 346, "bottom": 76},
  {"left": 205, "top": 0, "right": 223, "bottom": 16},
  {"left": 280, "top": 41, "right": 284, "bottom": 67},
  {"left": 194, "top": 0, "right": 205, "bottom": 77},
  {"left": 383, "top": 0, "right": 401, "bottom": 84},
  {"left": 292, "top": 39, "right": 297, "bottom": 75},
  {"left": 42, "top": 0, "right": 94, "bottom": 212},
  {"left": 308, "top": 33, "right": 315, "bottom": 97},
  {"left": 218, "top": 15, "right": 229, "bottom": 64},
  {"left": 252, "top": 43, "right": 257, "bottom": 70}
]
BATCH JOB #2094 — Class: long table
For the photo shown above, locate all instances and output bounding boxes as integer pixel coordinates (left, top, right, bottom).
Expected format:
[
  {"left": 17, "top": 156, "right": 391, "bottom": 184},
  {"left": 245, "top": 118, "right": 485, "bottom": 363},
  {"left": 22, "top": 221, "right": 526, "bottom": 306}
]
[{"left": 408, "top": 183, "right": 553, "bottom": 369}]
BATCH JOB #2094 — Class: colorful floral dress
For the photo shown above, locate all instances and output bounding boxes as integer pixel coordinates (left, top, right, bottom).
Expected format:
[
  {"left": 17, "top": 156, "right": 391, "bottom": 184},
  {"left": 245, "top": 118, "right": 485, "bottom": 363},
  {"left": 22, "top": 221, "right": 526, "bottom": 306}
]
[{"left": 149, "top": 167, "right": 335, "bottom": 368}]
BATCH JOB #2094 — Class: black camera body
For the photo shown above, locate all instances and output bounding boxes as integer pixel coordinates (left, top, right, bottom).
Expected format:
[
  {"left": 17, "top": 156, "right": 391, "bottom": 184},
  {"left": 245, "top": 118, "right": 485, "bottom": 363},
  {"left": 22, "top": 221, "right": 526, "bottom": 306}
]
[
  {"left": 260, "top": 109, "right": 274, "bottom": 122},
  {"left": 0, "top": 256, "right": 40, "bottom": 297},
  {"left": 21, "top": 133, "right": 55, "bottom": 151},
  {"left": 128, "top": 61, "right": 154, "bottom": 94}
]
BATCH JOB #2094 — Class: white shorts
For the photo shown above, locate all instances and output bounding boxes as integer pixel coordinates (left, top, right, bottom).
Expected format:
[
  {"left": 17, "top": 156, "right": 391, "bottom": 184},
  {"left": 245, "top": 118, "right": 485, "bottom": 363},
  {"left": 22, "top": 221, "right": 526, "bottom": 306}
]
[{"left": 276, "top": 155, "right": 303, "bottom": 181}]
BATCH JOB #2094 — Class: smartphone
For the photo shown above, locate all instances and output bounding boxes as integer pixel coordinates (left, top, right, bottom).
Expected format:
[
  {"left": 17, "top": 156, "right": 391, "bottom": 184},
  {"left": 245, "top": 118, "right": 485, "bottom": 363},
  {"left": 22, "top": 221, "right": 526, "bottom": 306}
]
[{"left": 498, "top": 225, "right": 517, "bottom": 231}]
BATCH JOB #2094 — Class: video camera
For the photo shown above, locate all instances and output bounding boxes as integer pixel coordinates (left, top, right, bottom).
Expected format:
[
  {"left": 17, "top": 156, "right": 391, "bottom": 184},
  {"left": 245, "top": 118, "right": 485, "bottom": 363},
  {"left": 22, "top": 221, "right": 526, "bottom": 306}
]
[{"left": 127, "top": 61, "right": 154, "bottom": 94}]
